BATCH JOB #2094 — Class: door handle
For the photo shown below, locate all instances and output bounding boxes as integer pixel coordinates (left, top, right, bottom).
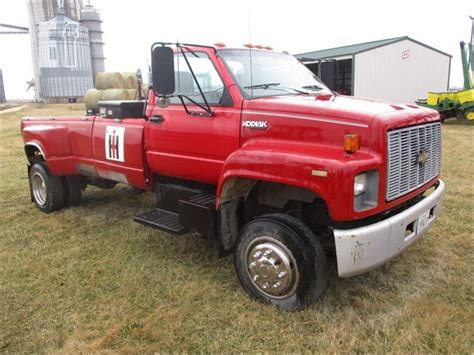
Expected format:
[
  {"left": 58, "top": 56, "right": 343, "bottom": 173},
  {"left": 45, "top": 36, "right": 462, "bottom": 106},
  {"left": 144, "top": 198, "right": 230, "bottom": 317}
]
[{"left": 150, "top": 115, "right": 164, "bottom": 124}]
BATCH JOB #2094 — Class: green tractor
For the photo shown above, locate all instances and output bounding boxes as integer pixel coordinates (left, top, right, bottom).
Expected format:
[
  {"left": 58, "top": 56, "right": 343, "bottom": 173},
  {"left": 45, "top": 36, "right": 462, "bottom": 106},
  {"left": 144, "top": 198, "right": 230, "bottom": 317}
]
[{"left": 416, "top": 17, "right": 474, "bottom": 122}]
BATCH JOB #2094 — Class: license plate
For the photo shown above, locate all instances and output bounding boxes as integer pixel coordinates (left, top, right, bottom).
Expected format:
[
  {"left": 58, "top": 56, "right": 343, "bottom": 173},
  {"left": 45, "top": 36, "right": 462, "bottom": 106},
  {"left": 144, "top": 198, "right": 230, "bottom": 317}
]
[{"left": 417, "top": 210, "right": 431, "bottom": 234}]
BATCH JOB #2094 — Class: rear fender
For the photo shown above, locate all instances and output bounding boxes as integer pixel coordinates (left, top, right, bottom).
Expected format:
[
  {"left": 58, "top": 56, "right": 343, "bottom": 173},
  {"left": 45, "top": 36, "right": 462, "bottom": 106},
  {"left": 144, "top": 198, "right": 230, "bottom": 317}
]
[
  {"left": 24, "top": 141, "right": 46, "bottom": 162},
  {"left": 22, "top": 125, "right": 76, "bottom": 175}
]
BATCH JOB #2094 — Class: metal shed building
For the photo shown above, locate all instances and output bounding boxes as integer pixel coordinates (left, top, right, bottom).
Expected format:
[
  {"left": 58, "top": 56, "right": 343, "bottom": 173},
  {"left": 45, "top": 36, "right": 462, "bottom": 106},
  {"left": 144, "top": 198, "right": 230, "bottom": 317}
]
[{"left": 295, "top": 37, "right": 452, "bottom": 103}]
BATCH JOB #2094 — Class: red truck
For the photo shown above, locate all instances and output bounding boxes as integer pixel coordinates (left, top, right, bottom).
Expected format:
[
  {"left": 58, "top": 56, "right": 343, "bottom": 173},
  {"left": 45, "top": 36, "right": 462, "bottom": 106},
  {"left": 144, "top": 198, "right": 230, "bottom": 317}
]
[{"left": 21, "top": 42, "right": 445, "bottom": 310}]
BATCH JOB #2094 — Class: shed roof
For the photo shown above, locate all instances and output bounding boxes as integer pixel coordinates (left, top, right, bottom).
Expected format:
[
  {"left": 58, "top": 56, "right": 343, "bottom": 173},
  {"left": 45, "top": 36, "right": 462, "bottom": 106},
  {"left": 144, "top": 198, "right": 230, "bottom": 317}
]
[{"left": 295, "top": 36, "right": 452, "bottom": 61}]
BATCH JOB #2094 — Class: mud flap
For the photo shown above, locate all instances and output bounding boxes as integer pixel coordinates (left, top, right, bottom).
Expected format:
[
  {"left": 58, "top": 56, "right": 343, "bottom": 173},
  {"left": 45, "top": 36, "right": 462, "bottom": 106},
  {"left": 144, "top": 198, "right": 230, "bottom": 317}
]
[
  {"left": 218, "top": 198, "right": 241, "bottom": 256},
  {"left": 27, "top": 164, "right": 34, "bottom": 202}
]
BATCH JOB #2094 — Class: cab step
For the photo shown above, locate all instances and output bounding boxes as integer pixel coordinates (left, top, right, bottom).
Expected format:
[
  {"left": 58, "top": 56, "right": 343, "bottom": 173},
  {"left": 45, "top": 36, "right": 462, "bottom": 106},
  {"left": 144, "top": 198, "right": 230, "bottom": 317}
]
[
  {"left": 133, "top": 208, "right": 188, "bottom": 235},
  {"left": 178, "top": 192, "right": 217, "bottom": 238},
  {"left": 184, "top": 192, "right": 216, "bottom": 208}
]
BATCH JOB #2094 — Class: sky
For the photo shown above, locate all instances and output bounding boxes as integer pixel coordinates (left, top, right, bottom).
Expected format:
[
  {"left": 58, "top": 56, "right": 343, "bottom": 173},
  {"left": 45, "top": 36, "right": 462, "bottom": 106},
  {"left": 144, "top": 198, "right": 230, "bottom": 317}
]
[{"left": 0, "top": 0, "right": 472, "bottom": 100}]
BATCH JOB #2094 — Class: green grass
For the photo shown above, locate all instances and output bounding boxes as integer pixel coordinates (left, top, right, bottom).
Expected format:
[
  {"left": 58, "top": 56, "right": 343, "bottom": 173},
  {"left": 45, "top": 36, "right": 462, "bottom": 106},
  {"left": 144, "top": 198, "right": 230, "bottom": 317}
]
[{"left": 1, "top": 104, "right": 473, "bottom": 352}]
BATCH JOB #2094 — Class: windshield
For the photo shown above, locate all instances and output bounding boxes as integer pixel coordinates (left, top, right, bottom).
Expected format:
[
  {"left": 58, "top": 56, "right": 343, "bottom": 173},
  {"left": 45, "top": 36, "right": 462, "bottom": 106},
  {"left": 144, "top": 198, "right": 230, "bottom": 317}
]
[{"left": 218, "top": 49, "right": 331, "bottom": 98}]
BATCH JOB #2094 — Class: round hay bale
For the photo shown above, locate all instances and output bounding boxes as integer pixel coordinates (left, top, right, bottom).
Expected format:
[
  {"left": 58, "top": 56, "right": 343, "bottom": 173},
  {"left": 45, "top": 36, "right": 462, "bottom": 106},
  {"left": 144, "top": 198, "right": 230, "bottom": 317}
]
[
  {"left": 121, "top": 72, "right": 138, "bottom": 89},
  {"left": 102, "top": 89, "right": 130, "bottom": 101},
  {"left": 127, "top": 89, "right": 138, "bottom": 100},
  {"left": 84, "top": 89, "right": 104, "bottom": 110},
  {"left": 96, "top": 72, "right": 125, "bottom": 90}
]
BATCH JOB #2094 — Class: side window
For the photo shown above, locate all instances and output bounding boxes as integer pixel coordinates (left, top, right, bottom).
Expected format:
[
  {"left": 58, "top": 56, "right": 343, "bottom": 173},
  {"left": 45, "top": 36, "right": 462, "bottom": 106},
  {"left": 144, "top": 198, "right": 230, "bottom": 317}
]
[{"left": 172, "top": 52, "right": 225, "bottom": 105}]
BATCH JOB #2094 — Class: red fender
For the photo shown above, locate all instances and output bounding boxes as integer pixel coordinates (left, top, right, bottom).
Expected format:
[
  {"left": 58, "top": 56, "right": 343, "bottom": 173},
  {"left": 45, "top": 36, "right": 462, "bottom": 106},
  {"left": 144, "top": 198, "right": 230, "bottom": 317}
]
[
  {"left": 217, "top": 138, "right": 381, "bottom": 221},
  {"left": 22, "top": 124, "right": 76, "bottom": 175}
]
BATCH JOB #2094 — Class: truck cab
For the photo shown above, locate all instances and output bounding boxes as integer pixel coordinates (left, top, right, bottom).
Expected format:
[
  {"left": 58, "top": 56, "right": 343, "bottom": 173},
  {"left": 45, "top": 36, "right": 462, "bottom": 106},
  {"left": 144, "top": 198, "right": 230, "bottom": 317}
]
[{"left": 21, "top": 42, "right": 445, "bottom": 310}]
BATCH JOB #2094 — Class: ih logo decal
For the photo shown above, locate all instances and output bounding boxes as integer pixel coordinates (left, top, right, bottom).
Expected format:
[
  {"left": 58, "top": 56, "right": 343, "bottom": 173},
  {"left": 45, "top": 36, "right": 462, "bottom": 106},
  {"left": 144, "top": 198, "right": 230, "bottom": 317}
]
[{"left": 105, "top": 126, "right": 125, "bottom": 162}]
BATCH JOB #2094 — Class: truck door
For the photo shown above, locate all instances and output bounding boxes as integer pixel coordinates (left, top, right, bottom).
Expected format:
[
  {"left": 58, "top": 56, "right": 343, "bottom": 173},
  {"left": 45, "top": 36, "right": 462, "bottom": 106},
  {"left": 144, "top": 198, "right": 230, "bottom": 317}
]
[
  {"left": 145, "top": 50, "right": 241, "bottom": 185},
  {"left": 92, "top": 116, "right": 148, "bottom": 188}
]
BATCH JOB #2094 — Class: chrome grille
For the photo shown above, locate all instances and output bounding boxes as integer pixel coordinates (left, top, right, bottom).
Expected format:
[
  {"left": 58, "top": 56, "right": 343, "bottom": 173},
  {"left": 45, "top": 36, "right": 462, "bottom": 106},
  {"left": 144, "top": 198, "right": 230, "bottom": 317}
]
[{"left": 386, "top": 122, "right": 441, "bottom": 201}]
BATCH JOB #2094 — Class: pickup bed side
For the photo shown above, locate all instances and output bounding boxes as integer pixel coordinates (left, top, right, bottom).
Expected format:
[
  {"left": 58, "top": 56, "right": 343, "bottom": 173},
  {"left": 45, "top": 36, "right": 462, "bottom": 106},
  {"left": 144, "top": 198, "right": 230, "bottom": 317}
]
[{"left": 22, "top": 115, "right": 148, "bottom": 189}]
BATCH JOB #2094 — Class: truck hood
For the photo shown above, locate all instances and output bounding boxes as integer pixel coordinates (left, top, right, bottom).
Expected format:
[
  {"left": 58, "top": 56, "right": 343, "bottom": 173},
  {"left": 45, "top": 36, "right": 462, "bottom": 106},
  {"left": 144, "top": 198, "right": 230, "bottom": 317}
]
[
  {"left": 243, "top": 94, "right": 439, "bottom": 129},
  {"left": 240, "top": 93, "right": 441, "bottom": 153}
]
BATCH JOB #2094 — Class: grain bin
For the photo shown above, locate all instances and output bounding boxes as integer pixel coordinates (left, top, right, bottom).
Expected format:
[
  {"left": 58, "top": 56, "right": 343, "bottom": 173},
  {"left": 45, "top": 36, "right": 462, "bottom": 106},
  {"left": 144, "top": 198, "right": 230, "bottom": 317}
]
[
  {"left": 0, "top": 70, "right": 6, "bottom": 103},
  {"left": 36, "top": 9, "right": 94, "bottom": 100},
  {"left": 80, "top": 3, "right": 105, "bottom": 82},
  {"left": 27, "top": 0, "right": 85, "bottom": 101}
]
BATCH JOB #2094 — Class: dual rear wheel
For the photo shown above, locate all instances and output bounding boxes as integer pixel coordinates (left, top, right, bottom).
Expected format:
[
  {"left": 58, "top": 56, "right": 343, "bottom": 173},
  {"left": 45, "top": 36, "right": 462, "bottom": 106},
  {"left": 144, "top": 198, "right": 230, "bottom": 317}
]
[{"left": 29, "top": 162, "right": 82, "bottom": 213}]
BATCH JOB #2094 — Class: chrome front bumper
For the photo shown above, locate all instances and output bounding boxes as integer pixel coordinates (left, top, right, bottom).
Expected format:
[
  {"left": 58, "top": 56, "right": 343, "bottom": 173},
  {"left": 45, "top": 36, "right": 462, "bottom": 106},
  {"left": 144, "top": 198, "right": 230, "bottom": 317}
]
[{"left": 334, "top": 180, "right": 445, "bottom": 277}]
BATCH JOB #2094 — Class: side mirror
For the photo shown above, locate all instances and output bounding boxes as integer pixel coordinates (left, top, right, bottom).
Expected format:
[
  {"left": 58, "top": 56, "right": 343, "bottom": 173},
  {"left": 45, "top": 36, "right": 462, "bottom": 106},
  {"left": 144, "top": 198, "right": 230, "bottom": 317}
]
[{"left": 151, "top": 46, "right": 175, "bottom": 96}]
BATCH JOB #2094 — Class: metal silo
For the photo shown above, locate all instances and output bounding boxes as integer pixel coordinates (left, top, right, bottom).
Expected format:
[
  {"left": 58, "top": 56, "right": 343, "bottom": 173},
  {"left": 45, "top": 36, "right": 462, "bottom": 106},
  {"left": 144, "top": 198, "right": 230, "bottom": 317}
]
[
  {"left": 0, "top": 70, "right": 6, "bottom": 103},
  {"left": 27, "top": 0, "right": 84, "bottom": 100},
  {"left": 80, "top": 2, "right": 105, "bottom": 83},
  {"left": 37, "top": 6, "right": 93, "bottom": 100}
]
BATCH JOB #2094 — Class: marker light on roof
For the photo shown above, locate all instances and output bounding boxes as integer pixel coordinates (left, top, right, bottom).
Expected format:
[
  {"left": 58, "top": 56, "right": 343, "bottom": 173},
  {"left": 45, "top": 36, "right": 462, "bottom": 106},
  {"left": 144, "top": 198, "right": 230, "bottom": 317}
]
[
  {"left": 243, "top": 44, "right": 255, "bottom": 48},
  {"left": 214, "top": 42, "right": 226, "bottom": 48},
  {"left": 264, "top": 46, "right": 273, "bottom": 50}
]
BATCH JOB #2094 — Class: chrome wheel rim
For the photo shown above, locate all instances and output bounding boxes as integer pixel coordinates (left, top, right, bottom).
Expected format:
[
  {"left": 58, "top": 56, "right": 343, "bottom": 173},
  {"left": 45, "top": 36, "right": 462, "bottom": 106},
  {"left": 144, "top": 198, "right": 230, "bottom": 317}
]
[
  {"left": 32, "top": 172, "right": 47, "bottom": 206},
  {"left": 246, "top": 236, "right": 299, "bottom": 299}
]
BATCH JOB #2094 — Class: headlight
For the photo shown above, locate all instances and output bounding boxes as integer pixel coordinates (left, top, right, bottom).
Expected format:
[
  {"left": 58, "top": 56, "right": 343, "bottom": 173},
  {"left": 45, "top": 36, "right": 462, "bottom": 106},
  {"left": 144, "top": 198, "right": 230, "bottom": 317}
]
[
  {"left": 354, "top": 170, "right": 379, "bottom": 211},
  {"left": 354, "top": 173, "right": 367, "bottom": 196}
]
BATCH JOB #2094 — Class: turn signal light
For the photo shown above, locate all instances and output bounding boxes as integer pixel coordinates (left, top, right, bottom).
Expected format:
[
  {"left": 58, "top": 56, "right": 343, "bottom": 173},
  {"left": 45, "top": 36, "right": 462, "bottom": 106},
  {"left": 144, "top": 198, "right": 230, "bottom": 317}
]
[{"left": 344, "top": 134, "right": 360, "bottom": 153}]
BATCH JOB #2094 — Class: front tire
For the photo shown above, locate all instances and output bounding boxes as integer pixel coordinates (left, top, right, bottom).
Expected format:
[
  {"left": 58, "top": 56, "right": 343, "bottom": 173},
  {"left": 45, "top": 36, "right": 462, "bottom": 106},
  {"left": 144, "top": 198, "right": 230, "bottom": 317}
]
[
  {"left": 234, "top": 213, "right": 327, "bottom": 311},
  {"left": 29, "top": 163, "right": 65, "bottom": 213}
]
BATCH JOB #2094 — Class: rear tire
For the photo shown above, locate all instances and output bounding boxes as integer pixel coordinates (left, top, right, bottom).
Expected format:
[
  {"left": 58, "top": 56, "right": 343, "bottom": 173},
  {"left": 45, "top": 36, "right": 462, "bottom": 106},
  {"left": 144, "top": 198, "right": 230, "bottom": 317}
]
[
  {"left": 234, "top": 213, "right": 327, "bottom": 311},
  {"left": 29, "top": 163, "right": 65, "bottom": 213}
]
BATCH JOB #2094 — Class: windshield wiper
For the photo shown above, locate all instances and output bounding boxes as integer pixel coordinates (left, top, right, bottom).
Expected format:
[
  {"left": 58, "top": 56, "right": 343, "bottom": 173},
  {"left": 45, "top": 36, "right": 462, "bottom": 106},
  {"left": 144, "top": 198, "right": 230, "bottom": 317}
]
[
  {"left": 281, "top": 86, "right": 310, "bottom": 95},
  {"left": 244, "top": 83, "right": 310, "bottom": 95},
  {"left": 244, "top": 82, "right": 280, "bottom": 89},
  {"left": 301, "top": 84, "right": 324, "bottom": 91}
]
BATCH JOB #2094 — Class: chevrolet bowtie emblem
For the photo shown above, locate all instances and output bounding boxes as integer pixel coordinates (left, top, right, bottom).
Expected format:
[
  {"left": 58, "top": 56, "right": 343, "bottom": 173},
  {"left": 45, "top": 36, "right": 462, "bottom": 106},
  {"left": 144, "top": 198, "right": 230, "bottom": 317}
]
[{"left": 417, "top": 150, "right": 430, "bottom": 165}]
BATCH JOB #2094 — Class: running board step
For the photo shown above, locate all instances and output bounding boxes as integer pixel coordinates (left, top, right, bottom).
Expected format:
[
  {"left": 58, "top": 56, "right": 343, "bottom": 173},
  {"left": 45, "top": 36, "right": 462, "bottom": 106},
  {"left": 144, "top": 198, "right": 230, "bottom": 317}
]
[
  {"left": 134, "top": 208, "right": 188, "bottom": 235},
  {"left": 178, "top": 192, "right": 217, "bottom": 238},
  {"left": 184, "top": 192, "right": 216, "bottom": 208}
]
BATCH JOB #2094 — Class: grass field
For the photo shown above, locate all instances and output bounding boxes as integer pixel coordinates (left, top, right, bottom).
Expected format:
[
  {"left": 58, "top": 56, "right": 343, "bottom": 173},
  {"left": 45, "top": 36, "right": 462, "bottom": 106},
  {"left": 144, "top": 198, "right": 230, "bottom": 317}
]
[{"left": 1, "top": 104, "right": 473, "bottom": 352}]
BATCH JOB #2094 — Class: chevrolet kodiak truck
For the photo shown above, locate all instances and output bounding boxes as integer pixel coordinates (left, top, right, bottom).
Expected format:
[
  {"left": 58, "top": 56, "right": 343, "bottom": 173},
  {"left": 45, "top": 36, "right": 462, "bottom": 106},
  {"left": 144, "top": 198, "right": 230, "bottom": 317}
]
[{"left": 21, "top": 42, "right": 445, "bottom": 310}]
